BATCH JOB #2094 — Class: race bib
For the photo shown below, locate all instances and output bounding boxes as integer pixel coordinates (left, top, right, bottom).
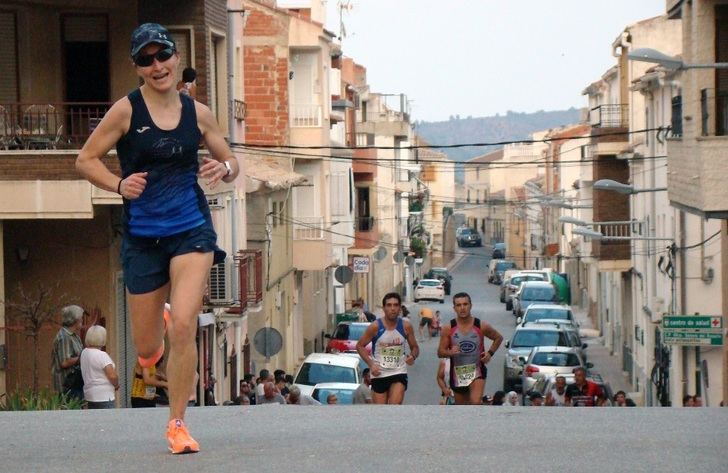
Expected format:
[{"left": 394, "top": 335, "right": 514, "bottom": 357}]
[
  {"left": 379, "top": 346, "right": 403, "bottom": 369},
  {"left": 454, "top": 363, "right": 476, "bottom": 387},
  {"left": 145, "top": 386, "right": 157, "bottom": 399}
]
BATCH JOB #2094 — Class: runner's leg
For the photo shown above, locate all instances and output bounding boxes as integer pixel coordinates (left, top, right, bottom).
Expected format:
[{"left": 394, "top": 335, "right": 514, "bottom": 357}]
[
  {"left": 372, "top": 390, "right": 388, "bottom": 404},
  {"left": 387, "top": 382, "right": 406, "bottom": 404},
  {"left": 167, "top": 251, "right": 213, "bottom": 421},
  {"left": 453, "top": 390, "right": 470, "bottom": 405},
  {"left": 128, "top": 284, "right": 169, "bottom": 363},
  {"left": 468, "top": 378, "right": 485, "bottom": 405}
]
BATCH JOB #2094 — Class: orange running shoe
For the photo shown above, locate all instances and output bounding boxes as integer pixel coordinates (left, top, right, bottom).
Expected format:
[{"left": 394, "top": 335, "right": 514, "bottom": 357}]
[{"left": 166, "top": 419, "right": 200, "bottom": 454}]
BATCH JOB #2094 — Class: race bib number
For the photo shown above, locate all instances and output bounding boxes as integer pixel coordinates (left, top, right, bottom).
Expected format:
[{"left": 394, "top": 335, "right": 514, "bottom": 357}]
[
  {"left": 454, "top": 363, "right": 476, "bottom": 387},
  {"left": 379, "top": 346, "right": 403, "bottom": 369},
  {"left": 145, "top": 386, "right": 157, "bottom": 399}
]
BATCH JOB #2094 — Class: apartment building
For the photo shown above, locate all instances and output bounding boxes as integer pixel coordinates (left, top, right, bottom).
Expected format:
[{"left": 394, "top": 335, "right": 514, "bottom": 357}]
[
  {"left": 463, "top": 148, "right": 504, "bottom": 244},
  {"left": 662, "top": 0, "right": 728, "bottom": 405},
  {"left": 416, "top": 146, "right": 455, "bottom": 268},
  {"left": 0, "top": 0, "right": 250, "bottom": 406}
]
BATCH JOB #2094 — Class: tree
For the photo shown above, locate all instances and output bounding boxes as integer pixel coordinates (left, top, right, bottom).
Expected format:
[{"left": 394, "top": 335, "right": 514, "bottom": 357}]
[{"left": 2, "top": 284, "right": 67, "bottom": 393}]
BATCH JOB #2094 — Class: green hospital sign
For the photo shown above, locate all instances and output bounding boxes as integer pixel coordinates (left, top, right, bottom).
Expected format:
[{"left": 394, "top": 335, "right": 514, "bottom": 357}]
[{"left": 662, "top": 316, "right": 723, "bottom": 346}]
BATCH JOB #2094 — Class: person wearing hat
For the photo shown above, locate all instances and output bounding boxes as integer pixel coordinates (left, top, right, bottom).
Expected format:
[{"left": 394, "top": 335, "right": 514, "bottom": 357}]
[
  {"left": 76, "top": 22, "right": 239, "bottom": 454},
  {"left": 529, "top": 391, "right": 544, "bottom": 406}
]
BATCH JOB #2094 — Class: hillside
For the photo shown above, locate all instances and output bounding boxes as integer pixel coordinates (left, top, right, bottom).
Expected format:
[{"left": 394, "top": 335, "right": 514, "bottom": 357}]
[{"left": 415, "top": 108, "right": 584, "bottom": 163}]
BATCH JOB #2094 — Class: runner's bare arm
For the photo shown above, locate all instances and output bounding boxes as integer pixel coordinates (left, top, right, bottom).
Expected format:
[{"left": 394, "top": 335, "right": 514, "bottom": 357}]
[
  {"left": 356, "top": 322, "right": 380, "bottom": 374},
  {"left": 195, "top": 101, "right": 239, "bottom": 187},
  {"left": 403, "top": 320, "right": 419, "bottom": 364},
  {"left": 436, "top": 360, "right": 449, "bottom": 396},
  {"left": 76, "top": 98, "right": 140, "bottom": 197},
  {"left": 437, "top": 324, "right": 453, "bottom": 358},
  {"left": 480, "top": 323, "right": 504, "bottom": 363}
]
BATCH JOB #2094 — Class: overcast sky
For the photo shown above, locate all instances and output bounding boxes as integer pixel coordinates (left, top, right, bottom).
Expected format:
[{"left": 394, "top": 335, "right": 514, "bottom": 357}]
[{"left": 323, "top": 0, "right": 667, "bottom": 122}]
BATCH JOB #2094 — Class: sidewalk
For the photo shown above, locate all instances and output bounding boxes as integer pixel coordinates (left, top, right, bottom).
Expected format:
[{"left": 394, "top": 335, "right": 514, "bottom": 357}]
[{"left": 572, "top": 306, "right": 634, "bottom": 397}]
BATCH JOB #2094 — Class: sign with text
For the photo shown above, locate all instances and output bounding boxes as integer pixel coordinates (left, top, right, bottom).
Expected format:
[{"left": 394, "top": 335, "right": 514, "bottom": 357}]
[
  {"left": 352, "top": 256, "right": 370, "bottom": 273},
  {"left": 662, "top": 315, "right": 723, "bottom": 346}
]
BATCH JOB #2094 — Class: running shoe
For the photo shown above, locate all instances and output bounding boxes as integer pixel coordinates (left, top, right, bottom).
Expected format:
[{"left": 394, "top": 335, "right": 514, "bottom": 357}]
[{"left": 166, "top": 419, "right": 200, "bottom": 454}]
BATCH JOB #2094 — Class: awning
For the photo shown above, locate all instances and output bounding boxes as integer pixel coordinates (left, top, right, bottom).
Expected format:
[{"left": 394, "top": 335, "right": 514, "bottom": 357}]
[{"left": 245, "top": 155, "right": 306, "bottom": 192}]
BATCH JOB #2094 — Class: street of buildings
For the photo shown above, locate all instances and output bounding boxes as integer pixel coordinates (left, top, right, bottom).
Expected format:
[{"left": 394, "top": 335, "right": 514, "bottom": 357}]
[{"left": 0, "top": 0, "right": 726, "bottom": 412}]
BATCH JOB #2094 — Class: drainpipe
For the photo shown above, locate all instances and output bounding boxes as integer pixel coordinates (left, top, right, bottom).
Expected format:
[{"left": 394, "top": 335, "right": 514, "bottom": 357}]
[{"left": 679, "top": 210, "right": 687, "bottom": 401}]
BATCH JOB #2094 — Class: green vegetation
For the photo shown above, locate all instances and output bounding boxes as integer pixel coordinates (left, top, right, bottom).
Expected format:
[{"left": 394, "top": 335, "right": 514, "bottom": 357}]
[
  {"left": 0, "top": 388, "right": 84, "bottom": 411},
  {"left": 410, "top": 237, "right": 426, "bottom": 258}
]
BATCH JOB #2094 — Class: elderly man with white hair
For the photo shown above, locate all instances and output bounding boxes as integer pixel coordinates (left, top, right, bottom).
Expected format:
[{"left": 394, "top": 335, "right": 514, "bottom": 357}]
[
  {"left": 51, "top": 305, "right": 85, "bottom": 399},
  {"left": 80, "top": 325, "right": 119, "bottom": 409}
]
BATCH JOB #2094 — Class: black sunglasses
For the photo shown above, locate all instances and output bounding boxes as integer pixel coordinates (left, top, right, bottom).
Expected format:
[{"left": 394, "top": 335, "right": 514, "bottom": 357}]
[{"left": 134, "top": 48, "right": 175, "bottom": 67}]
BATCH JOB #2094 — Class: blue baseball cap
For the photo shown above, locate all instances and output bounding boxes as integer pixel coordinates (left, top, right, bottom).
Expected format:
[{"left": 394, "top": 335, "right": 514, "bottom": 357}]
[{"left": 130, "top": 23, "right": 176, "bottom": 58}]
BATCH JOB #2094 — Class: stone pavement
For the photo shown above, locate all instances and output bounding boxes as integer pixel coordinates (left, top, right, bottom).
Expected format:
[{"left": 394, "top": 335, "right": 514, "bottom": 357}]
[{"left": 573, "top": 306, "right": 634, "bottom": 398}]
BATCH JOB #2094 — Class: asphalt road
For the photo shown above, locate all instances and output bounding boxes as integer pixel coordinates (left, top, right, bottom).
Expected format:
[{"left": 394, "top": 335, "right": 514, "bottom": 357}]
[
  {"left": 406, "top": 246, "right": 515, "bottom": 404},
  {"left": 2, "top": 406, "right": 726, "bottom": 472}
]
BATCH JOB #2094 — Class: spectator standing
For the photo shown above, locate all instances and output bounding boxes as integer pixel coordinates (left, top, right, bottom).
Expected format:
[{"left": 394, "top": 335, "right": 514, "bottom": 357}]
[
  {"left": 545, "top": 375, "right": 568, "bottom": 406},
  {"left": 287, "top": 386, "right": 321, "bottom": 405},
  {"left": 176, "top": 67, "right": 197, "bottom": 98},
  {"left": 131, "top": 357, "right": 168, "bottom": 408},
  {"left": 491, "top": 390, "right": 506, "bottom": 406},
  {"left": 257, "top": 382, "right": 285, "bottom": 405},
  {"left": 613, "top": 390, "right": 636, "bottom": 407},
  {"left": 529, "top": 392, "right": 544, "bottom": 406},
  {"left": 51, "top": 305, "right": 85, "bottom": 400},
  {"left": 565, "top": 367, "right": 604, "bottom": 407},
  {"left": 256, "top": 369, "right": 272, "bottom": 398},
  {"left": 504, "top": 391, "right": 519, "bottom": 406},
  {"left": 275, "top": 374, "right": 289, "bottom": 398},
  {"left": 418, "top": 306, "right": 434, "bottom": 341},
  {"left": 353, "top": 368, "right": 373, "bottom": 404},
  {"left": 80, "top": 326, "right": 119, "bottom": 409}
]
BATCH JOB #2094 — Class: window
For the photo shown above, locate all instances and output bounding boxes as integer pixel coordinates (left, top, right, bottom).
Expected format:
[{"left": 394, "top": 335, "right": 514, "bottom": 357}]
[
  {"left": 331, "top": 172, "right": 348, "bottom": 216},
  {"left": 294, "top": 363, "right": 357, "bottom": 385},
  {"left": 271, "top": 201, "right": 278, "bottom": 227}
]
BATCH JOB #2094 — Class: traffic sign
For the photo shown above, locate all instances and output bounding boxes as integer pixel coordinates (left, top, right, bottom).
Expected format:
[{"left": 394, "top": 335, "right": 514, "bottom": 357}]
[
  {"left": 662, "top": 315, "right": 723, "bottom": 346},
  {"left": 352, "top": 256, "right": 370, "bottom": 273}
]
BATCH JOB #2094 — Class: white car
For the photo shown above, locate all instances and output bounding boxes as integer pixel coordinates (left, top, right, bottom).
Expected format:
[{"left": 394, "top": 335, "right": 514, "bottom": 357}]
[
  {"left": 517, "top": 304, "right": 579, "bottom": 328},
  {"left": 292, "top": 353, "right": 361, "bottom": 397},
  {"left": 311, "top": 382, "right": 361, "bottom": 405},
  {"left": 414, "top": 279, "right": 445, "bottom": 303}
]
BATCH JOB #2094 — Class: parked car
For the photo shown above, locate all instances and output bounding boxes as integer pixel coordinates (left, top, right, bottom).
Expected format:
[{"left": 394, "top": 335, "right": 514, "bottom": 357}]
[
  {"left": 414, "top": 278, "right": 445, "bottom": 303},
  {"left": 492, "top": 242, "right": 506, "bottom": 259},
  {"left": 518, "top": 346, "right": 591, "bottom": 393},
  {"left": 512, "top": 281, "right": 558, "bottom": 318},
  {"left": 325, "top": 322, "right": 372, "bottom": 355},
  {"left": 457, "top": 228, "right": 482, "bottom": 247},
  {"left": 311, "top": 382, "right": 360, "bottom": 405},
  {"left": 488, "top": 259, "right": 517, "bottom": 284},
  {"left": 502, "top": 323, "right": 575, "bottom": 392},
  {"left": 503, "top": 272, "right": 549, "bottom": 310},
  {"left": 517, "top": 304, "right": 578, "bottom": 327},
  {"left": 424, "top": 267, "right": 453, "bottom": 295},
  {"left": 293, "top": 353, "right": 361, "bottom": 396}
]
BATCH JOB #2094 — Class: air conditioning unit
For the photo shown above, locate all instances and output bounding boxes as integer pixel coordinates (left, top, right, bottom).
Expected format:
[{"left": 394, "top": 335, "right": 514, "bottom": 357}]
[{"left": 208, "top": 258, "right": 233, "bottom": 305}]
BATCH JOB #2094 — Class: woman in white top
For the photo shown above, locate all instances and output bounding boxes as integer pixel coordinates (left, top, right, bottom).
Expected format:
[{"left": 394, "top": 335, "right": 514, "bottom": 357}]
[{"left": 80, "top": 325, "right": 119, "bottom": 409}]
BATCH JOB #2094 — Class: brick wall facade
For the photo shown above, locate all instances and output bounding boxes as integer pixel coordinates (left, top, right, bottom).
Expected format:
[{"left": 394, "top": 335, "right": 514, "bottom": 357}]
[
  {"left": 0, "top": 154, "right": 120, "bottom": 180},
  {"left": 593, "top": 155, "right": 630, "bottom": 260},
  {"left": 243, "top": 1, "right": 290, "bottom": 146}
]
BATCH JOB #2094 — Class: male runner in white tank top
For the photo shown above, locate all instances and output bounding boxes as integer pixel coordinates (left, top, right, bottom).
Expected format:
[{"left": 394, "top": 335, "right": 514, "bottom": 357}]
[{"left": 357, "top": 292, "right": 419, "bottom": 404}]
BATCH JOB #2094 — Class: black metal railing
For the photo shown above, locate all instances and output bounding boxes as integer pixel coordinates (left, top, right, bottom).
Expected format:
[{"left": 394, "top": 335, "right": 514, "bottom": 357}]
[
  {"left": 590, "top": 103, "right": 629, "bottom": 128},
  {"left": 699, "top": 88, "right": 728, "bottom": 137},
  {"left": 671, "top": 95, "right": 682, "bottom": 137},
  {"left": 0, "top": 102, "right": 111, "bottom": 150}
]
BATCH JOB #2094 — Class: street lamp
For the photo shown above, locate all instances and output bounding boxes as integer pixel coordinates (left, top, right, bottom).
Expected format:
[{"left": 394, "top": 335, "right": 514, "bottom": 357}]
[
  {"left": 627, "top": 47, "right": 728, "bottom": 70},
  {"left": 571, "top": 226, "right": 604, "bottom": 239},
  {"left": 593, "top": 179, "right": 666, "bottom": 195},
  {"left": 559, "top": 216, "right": 588, "bottom": 226}
]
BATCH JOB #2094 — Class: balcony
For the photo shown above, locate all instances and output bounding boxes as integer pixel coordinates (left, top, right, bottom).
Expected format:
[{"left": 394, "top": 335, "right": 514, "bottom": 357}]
[
  {"left": 589, "top": 221, "right": 639, "bottom": 264},
  {"left": 292, "top": 216, "right": 332, "bottom": 270},
  {"left": 291, "top": 104, "right": 322, "bottom": 128},
  {"left": 235, "top": 250, "right": 263, "bottom": 312},
  {"left": 700, "top": 88, "right": 728, "bottom": 137},
  {"left": 0, "top": 102, "right": 111, "bottom": 150},
  {"left": 348, "top": 132, "right": 377, "bottom": 178},
  {"left": 589, "top": 104, "right": 629, "bottom": 156},
  {"left": 354, "top": 216, "right": 378, "bottom": 249}
]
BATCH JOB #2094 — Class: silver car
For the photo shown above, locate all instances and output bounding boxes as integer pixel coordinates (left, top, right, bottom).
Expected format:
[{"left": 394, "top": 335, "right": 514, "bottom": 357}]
[
  {"left": 517, "top": 304, "right": 578, "bottom": 327},
  {"left": 518, "top": 346, "right": 591, "bottom": 393}
]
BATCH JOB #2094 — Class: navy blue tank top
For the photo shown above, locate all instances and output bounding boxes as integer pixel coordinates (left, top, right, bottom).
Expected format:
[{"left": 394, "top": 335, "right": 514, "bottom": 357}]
[{"left": 116, "top": 89, "right": 207, "bottom": 237}]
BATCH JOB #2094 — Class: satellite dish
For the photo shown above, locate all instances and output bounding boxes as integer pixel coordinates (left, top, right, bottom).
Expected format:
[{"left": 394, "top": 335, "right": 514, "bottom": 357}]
[
  {"left": 253, "top": 327, "right": 283, "bottom": 361},
  {"left": 393, "top": 251, "right": 405, "bottom": 263},
  {"left": 405, "top": 255, "right": 415, "bottom": 266},
  {"left": 334, "top": 265, "right": 354, "bottom": 284},
  {"left": 373, "top": 246, "right": 387, "bottom": 262}
]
